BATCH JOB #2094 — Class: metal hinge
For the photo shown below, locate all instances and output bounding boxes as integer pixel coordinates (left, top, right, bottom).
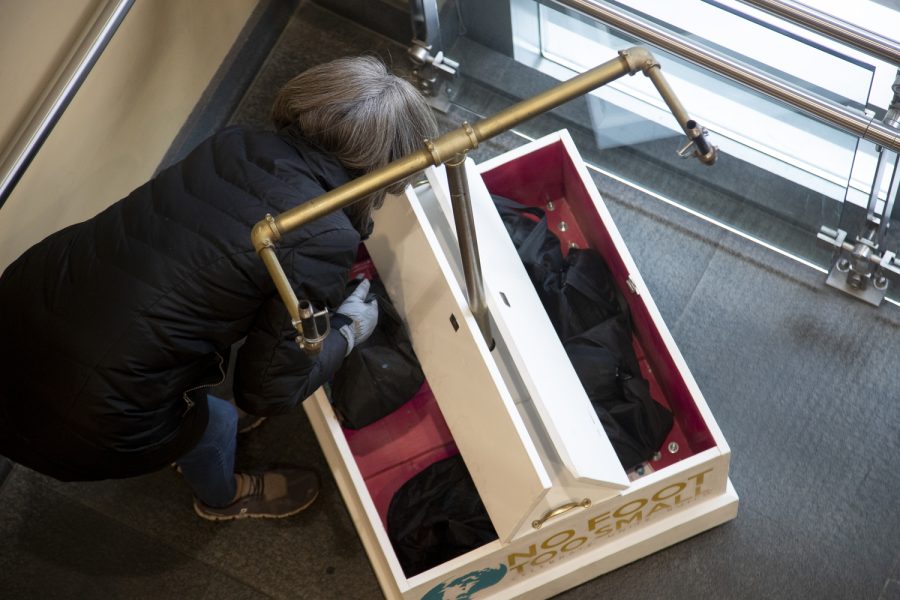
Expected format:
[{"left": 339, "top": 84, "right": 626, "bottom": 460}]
[{"left": 626, "top": 276, "right": 640, "bottom": 295}]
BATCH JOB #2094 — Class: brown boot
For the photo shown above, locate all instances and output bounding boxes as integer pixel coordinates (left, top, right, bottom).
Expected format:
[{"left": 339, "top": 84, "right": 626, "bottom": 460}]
[{"left": 193, "top": 468, "right": 319, "bottom": 521}]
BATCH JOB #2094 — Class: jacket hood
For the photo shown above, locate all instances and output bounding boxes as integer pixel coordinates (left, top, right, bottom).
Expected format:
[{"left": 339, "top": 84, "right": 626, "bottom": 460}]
[
  {"left": 277, "top": 124, "right": 376, "bottom": 238},
  {"left": 277, "top": 124, "right": 354, "bottom": 192}
]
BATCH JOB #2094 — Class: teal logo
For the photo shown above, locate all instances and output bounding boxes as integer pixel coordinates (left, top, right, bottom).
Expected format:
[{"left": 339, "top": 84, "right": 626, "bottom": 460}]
[{"left": 421, "top": 564, "right": 508, "bottom": 599}]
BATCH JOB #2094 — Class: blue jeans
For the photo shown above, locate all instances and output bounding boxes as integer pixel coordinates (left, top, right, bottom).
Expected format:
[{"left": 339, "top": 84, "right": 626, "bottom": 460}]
[{"left": 176, "top": 395, "right": 237, "bottom": 507}]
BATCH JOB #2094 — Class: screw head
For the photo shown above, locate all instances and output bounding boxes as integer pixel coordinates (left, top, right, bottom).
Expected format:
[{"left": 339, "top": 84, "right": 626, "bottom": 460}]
[{"left": 667, "top": 441, "right": 679, "bottom": 454}]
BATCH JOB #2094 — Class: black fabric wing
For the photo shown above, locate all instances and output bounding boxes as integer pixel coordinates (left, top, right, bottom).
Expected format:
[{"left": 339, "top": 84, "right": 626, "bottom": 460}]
[
  {"left": 330, "top": 279, "right": 425, "bottom": 429},
  {"left": 491, "top": 194, "right": 674, "bottom": 470},
  {"left": 565, "top": 316, "right": 674, "bottom": 469},
  {"left": 387, "top": 455, "right": 497, "bottom": 577}
]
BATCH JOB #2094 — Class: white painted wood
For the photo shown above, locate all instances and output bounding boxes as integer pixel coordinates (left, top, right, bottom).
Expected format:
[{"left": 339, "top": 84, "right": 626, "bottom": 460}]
[
  {"left": 422, "top": 161, "right": 630, "bottom": 491},
  {"left": 304, "top": 390, "right": 409, "bottom": 598},
  {"left": 508, "top": 480, "right": 739, "bottom": 600},
  {"left": 367, "top": 186, "right": 552, "bottom": 543},
  {"left": 305, "top": 389, "right": 511, "bottom": 599},
  {"left": 476, "top": 130, "right": 564, "bottom": 173},
  {"left": 398, "top": 453, "right": 735, "bottom": 599},
  {"left": 307, "top": 383, "right": 737, "bottom": 600}
]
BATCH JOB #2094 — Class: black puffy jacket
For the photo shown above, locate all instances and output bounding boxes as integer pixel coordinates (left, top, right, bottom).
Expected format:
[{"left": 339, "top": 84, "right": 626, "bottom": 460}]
[{"left": 0, "top": 125, "right": 359, "bottom": 481}]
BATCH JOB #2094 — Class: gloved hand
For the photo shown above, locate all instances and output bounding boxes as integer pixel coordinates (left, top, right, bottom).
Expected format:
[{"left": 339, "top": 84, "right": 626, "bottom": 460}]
[{"left": 335, "top": 278, "right": 378, "bottom": 356}]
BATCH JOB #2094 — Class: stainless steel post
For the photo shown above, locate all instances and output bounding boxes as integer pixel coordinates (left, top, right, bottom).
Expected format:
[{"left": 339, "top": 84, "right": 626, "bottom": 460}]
[
  {"left": 552, "top": 0, "right": 900, "bottom": 154},
  {"left": 0, "top": 0, "right": 135, "bottom": 208},
  {"left": 445, "top": 154, "right": 494, "bottom": 348},
  {"left": 738, "top": 0, "right": 900, "bottom": 67}
]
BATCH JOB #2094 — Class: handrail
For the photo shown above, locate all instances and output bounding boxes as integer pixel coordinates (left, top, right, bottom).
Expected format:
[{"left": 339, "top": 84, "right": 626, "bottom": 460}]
[
  {"left": 251, "top": 47, "right": 716, "bottom": 354},
  {"left": 552, "top": 0, "right": 900, "bottom": 154},
  {"left": 0, "top": 0, "right": 134, "bottom": 209},
  {"left": 737, "top": 0, "right": 900, "bottom": 67}
]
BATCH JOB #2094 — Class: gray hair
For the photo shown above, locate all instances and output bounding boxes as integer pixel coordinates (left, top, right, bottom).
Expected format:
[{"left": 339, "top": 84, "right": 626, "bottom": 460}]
[{"left": 272, "top": 56, "right": 438, "bottom": 234}]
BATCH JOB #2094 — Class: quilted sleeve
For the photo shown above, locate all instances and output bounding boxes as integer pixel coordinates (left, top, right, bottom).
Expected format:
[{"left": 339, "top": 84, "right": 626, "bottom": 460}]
[{"left": 232, "top": 227, "right": 358, "bottom": 415}]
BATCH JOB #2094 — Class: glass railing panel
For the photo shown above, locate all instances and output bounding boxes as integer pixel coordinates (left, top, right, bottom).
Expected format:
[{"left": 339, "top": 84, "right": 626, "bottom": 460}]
[
  {"left": 451, "top": 67, "right": 853, "bottom": 271},
  {"left": 448, "top": 0, "right": 897, "bottom": 302},
  {"left": 722, "top": 0, "right": 900, "bottom": 112},
  {"left": 591, "top": 0, "right": 877, "bottom": 110},
  {"left": 455, "top": 0, "right": 861, "bottom": 267},
  {"left": 538, "top": 3, "right": 859, "bottom": 200}
]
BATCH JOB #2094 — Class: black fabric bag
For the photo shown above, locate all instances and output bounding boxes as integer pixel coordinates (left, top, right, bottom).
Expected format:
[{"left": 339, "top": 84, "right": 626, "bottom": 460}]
[
  {"left": 387, "top": 455, "right": 497, "bottom": 577},
  {"left": 492, "top": 196, "right": 620, "bottom": 339},
  {"left": 566, "top": 316, "right": 674, "bottom": 469},
  {"left": 559, "top": 248, "right": 623, "bottom": 338},
  {"left": 331, "top": 279, "right": 425, "bottom": 429},
  {"left": 493, "top": 195, "right": 567, "bottom": 328},
  {"left": 492, "top": 195, "right": 674, "bottom": 469}
]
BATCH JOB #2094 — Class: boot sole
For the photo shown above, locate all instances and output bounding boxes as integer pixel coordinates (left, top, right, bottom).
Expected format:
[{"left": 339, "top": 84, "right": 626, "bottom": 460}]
[{"left": 193, "top": 488, "right": 319, "bottom": 522}]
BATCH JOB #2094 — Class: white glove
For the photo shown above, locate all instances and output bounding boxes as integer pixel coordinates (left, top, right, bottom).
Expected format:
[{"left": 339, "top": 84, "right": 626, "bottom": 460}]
[{"left": 336, "top": 278, "right": 378, "bottom": 356}]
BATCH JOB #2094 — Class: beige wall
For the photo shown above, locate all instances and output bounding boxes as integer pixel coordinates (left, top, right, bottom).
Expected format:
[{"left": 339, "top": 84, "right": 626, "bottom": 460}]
[
  {"left": 0, "top": 0, "right": 259, "bottom": 271},
  {"left": 0, "top": 0, "right": 98, "bottom": 149}
]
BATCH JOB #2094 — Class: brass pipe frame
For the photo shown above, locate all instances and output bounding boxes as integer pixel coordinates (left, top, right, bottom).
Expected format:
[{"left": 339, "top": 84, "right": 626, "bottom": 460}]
[
  {"left": 251, "top": 46, "right": 708, "bottom": 348},
  {"left": 260, "top": 246, "right": 300, "bottom": 323},
  {"left": 644, "top": 62, "right": 689, "bottom": 126},
  {"left": 253, "top": 215, "right": 301, "bottom": 325},
  {"left": 469, "top": 47, "right": 649, "bottom": 141},
  {"left": 643, "top": 63, "right": 717, "bottom": 165},
  {"left": 445, "top": 153, "right": 494, "bottom": 347}
]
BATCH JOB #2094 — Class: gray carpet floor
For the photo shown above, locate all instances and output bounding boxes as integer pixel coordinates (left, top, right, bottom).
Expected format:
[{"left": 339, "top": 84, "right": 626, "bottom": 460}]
[{"left": 2, "top": 2, "right": 899, "bottom": 599}]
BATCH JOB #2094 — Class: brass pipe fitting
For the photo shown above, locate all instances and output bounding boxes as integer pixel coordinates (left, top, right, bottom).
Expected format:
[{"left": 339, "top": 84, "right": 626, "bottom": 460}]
[{"left": 618, "top": 47, "right": 657, "bottom": 75}]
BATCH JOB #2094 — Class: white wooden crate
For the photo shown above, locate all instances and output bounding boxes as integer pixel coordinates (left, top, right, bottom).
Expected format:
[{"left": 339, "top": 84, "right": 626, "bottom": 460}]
[{"left": 304, "top": 130, "right": 738, "bottom": 600}]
